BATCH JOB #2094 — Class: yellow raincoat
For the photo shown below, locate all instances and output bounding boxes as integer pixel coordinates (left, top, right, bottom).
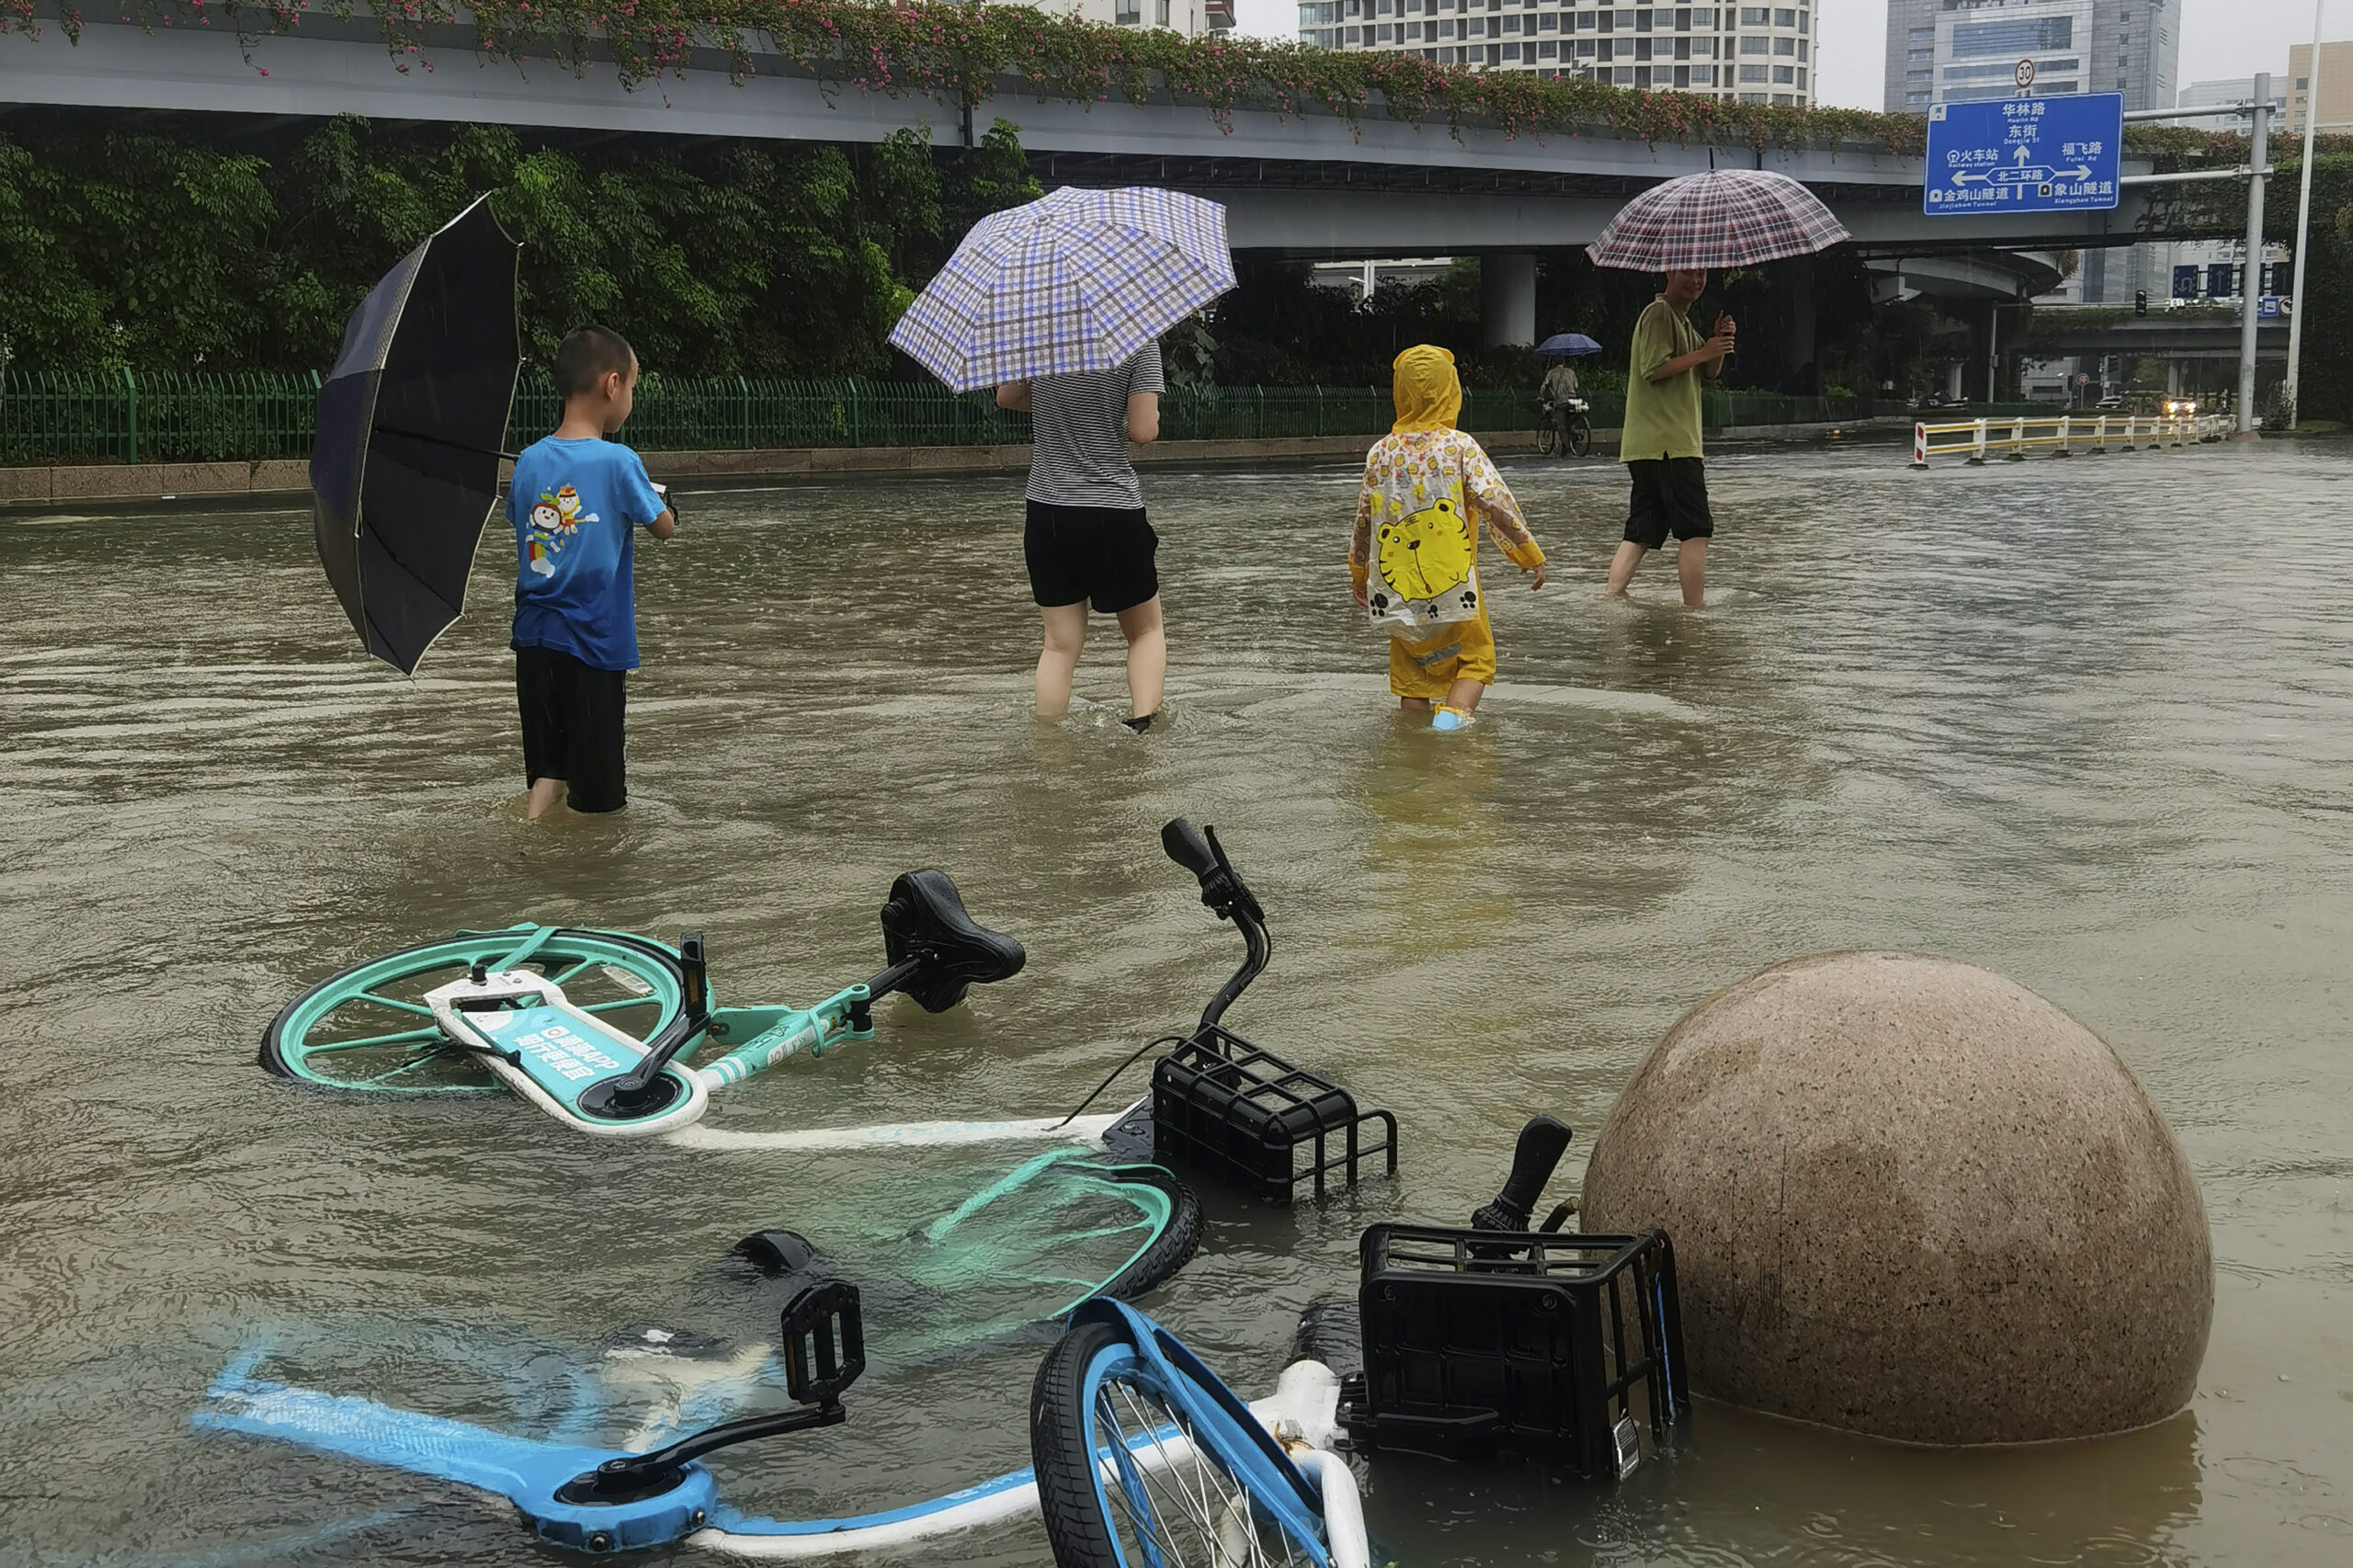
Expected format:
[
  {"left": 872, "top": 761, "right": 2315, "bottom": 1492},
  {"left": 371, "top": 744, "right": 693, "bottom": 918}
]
[{"left": 1348, "top": 346, "right": 1545, "bottom": 699}]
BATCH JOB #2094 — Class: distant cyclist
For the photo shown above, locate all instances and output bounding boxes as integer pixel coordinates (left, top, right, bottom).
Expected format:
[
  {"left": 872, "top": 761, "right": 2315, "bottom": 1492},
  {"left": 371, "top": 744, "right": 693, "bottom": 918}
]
[{"left": 1540, "top": 357, "right": 1581, "bottom": 443}]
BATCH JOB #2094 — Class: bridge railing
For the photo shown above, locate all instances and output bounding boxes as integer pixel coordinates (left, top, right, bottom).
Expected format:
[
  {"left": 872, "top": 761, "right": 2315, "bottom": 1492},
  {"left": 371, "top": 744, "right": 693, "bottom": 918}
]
[{"left": 1910, "top": 413, "right": 2233, "bottom": 467}]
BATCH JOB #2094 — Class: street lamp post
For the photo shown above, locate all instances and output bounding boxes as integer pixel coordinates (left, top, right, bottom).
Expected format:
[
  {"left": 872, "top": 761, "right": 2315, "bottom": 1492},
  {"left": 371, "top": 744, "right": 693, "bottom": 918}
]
[
  {"left": 2236, "top": 74, "right": 2272, "bottom": 437},
  {"left": 2287, "top": 1, "right": 2325, "bottom": 427}
]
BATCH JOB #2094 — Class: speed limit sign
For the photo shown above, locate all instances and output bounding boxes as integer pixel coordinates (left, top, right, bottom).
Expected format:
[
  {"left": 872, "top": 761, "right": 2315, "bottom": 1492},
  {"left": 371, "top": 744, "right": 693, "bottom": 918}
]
[{"left": 2017, "top": 58, "right": 2037, "bottom": 90}]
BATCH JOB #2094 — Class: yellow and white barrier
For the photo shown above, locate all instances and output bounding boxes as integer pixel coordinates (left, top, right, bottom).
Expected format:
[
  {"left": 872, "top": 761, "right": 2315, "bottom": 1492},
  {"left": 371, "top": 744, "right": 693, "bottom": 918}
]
[{"left": 1911, "top": 413, "right": 2232, "bottom": 467}]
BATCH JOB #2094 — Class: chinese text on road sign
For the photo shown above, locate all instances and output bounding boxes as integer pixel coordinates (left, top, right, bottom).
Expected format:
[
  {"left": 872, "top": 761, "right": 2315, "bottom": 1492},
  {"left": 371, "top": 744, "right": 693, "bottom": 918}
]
[{"left": 1924, "top": 93, "right": 2124, "bottom": 216}]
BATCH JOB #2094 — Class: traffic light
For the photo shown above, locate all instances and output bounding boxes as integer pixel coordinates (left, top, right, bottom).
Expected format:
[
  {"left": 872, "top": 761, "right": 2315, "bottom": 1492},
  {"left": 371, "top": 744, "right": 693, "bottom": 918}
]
[{"left": 2135, "top": 290, "right": 2149, "bottom": 317}]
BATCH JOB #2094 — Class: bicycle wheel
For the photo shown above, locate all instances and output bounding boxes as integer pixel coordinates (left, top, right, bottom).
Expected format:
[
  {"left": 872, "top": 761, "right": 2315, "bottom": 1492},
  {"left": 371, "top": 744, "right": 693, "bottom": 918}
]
[
  {"left": 261, "top": 928, "right": 688, "bottom": 1094},
  {"left": 1536, "top": 418, "right": 1560, "bottom": 457},
  {"left": 1089, "top": 1165, "right": 1202, "bottom": 1303},
  {"left": 1567, "top": 414, "right": 1593, "bottom": 458},
  {"left": 1032, "top": 1317, "right": 1330, "bottom": 1568}
]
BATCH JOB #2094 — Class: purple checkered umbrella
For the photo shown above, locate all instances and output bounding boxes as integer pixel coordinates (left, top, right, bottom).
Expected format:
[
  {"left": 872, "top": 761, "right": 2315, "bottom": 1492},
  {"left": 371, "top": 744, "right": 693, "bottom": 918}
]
[
  {"left": 1586, "top": 169, "right": 1850, "bottom": 271},
  {"left": 889, "top": 186, "right": 1234, "bottom": 392}
]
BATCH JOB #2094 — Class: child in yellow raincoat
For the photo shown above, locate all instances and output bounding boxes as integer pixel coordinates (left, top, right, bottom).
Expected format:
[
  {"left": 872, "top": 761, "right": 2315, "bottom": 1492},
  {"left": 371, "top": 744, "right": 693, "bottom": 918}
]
[{"left": 1349, "top": 346, "right": 1547, "bottom": 730}]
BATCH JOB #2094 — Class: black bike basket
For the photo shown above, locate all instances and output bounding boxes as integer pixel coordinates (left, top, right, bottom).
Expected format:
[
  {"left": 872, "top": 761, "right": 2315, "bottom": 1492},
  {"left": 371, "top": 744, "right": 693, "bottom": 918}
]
[
  {"left": 1340, "top": 1225, "right": 1688, "bottom": 1480},
  {"left": 1151, "top": 1028, "right": 1399, "bottom": 1202}
]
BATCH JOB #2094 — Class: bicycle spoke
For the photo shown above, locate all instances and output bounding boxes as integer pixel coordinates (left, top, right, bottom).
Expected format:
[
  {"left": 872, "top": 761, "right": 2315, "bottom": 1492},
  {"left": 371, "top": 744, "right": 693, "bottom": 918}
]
[
  {"left": 356, "top": 992, "right": 437, "bottom": 1018},
  {"left": 361, "top": 1051, "right": 465, "bottom": 1084},
  {"left": 546, "top": 957, "right": 597, "bottom": 986},
  {"left": 299, "top": 1026, "right": 445, "bottom": 1054},
  {"left": 1100, "top": 1376, "right": 1309, "bottom": 1568},
  {"left": 582, "top": 996, "right": 658, "bottom": 1014}
]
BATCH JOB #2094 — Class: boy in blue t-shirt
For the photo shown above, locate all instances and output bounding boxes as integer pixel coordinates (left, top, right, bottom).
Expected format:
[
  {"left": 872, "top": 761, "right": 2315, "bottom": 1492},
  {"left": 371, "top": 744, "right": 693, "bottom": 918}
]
[{"left": 507, "top": 325, "right": 676, "bottom": 818}]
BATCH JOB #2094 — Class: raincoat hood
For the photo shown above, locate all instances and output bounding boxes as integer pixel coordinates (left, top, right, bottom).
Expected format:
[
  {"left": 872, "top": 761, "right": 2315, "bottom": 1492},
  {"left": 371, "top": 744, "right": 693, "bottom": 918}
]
[{"left": 1391, "top": 345, "right": 1461, "bottom": 434}]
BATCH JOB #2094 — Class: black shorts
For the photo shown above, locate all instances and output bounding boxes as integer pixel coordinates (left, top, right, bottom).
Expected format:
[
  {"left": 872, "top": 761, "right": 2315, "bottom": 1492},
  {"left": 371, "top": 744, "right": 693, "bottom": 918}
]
[
  {"left": 1025, "top": 500, "right": 1159, "bottom": 613},
  {"left": 514, "top": 644, "right": 628, "bottom": 813},
  {"left": 1624, "top": 457, "right": 1715, "bottom": 549}
]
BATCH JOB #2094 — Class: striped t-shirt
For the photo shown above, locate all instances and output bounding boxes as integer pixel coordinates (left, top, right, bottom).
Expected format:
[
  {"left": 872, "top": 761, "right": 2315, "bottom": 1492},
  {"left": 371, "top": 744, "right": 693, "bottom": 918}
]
[{"left": 1025, "top": 343, "right": 1166, "bottom": 509}]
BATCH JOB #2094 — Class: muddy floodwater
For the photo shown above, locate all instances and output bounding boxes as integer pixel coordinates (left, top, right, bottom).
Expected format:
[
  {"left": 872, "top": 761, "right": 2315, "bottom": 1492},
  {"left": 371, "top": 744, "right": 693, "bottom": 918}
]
[{"left": 4, "top": 439, "right": 2350, "bottom": 1567}]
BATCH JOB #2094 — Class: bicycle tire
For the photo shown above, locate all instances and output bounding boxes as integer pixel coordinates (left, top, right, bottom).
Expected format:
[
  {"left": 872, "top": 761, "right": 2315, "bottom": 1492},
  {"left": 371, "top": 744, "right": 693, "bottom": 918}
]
[
  {"left": 1089, "top": 1165, "right": 1202, "bottom": 1303},
  {"left": 1568, "top": 415, "right": 1593, "bottom": 458},
  {"left": 1536, "top": 420, "right": 1560, "bottom": 457},
  {"left": 260, "top": 928, "right": 688, "bottom": 1094},
  {"left": 1030, "top": 1318, "right": 1328, "bottom": 1568}
]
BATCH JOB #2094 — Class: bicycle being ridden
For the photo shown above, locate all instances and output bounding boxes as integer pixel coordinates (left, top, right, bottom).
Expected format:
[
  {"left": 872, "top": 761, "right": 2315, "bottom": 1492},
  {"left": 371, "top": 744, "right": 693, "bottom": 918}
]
[{"left": 1536, "top": 355, "right": 1593, "bottom": 459}]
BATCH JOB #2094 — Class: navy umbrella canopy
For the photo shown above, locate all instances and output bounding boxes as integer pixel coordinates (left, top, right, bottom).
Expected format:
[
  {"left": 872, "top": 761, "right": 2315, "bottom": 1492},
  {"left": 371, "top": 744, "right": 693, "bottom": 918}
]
[
  {"left": 312, "top": 197, "right": 522, "bottom": 676},
  {"left": 1536, "top": 333, "right": 1602, "bottom": 358}
]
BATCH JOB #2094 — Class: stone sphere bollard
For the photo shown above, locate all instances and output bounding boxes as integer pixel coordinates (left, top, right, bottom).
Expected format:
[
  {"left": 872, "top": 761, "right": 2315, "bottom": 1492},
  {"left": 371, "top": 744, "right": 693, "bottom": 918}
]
[{"left": 1580, "top": 951, "right": 2210, "bottom": 1445}]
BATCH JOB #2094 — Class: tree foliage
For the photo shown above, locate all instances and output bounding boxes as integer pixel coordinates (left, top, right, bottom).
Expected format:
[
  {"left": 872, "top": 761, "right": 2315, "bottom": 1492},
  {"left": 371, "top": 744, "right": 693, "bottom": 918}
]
[{"left": 0, "top": 112, "right": 1039, "bottom": 375}]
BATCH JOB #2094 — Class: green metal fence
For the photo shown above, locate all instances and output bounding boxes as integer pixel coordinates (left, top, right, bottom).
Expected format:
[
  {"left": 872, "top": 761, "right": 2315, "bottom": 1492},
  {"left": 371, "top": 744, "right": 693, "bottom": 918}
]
[
  {"left": 0, "top": 370, "right": 323, "bottom": 465},
  {"left": 0, "top": 370, "right": 1906, "bottom": 467}
]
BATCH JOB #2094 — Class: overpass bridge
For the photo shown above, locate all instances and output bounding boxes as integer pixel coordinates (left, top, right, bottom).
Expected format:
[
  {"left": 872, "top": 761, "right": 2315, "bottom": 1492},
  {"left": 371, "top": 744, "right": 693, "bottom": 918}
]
[
  {"left": 3, "top": 11, "right": 2239, "bottom": 344},
  {"left": 2017, "top": 312, "right": 2290, "bottom": 362}
]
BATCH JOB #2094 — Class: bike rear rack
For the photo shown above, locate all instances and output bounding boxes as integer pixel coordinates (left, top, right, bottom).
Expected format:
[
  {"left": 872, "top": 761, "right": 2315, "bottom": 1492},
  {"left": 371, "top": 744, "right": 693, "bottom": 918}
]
[
  {"left": 1339, "top": 1225, "right": 1688, "bottom": 1481},
  {"left": 1152, "top": 1028, "right": 1398, "bottom": 1203}
]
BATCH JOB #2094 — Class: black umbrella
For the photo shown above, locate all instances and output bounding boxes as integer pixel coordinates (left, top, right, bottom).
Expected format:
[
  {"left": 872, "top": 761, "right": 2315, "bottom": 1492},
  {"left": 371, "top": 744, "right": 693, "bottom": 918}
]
[{"left": 311, "top": 197, "right": 522, "bottom": 676}]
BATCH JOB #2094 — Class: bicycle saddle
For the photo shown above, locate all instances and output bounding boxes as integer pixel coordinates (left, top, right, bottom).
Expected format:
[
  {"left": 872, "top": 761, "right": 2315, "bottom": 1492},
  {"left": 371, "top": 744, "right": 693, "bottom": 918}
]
[{"left": 880, "top": 869, "right": 1027, "bottom": 1013}]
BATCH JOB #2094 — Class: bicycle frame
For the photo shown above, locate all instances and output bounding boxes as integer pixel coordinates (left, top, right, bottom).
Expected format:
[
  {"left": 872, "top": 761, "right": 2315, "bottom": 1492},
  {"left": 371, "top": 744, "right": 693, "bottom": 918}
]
[{"left": 193, "top": 1344, "right": 1360, "bottom": 1560}]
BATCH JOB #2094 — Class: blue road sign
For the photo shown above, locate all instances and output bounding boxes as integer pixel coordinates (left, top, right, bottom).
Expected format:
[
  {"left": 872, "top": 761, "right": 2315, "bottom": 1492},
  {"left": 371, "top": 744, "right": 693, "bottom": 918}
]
[
  {"left": 1924, "top": 93, "right": 2124, "bottom": 216},
  {"left": 2173, "top": 264, "right": 2201, "bottom": 299}
]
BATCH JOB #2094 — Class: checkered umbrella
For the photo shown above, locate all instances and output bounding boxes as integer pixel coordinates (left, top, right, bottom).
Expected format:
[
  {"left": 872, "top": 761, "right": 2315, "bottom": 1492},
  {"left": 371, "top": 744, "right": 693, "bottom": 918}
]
[
  {"left": 1586, "top": 169, "right": 1850, "bottom": 271},
  {"left": 889, "top": 186, "right": 1235, "bottom": 392}
]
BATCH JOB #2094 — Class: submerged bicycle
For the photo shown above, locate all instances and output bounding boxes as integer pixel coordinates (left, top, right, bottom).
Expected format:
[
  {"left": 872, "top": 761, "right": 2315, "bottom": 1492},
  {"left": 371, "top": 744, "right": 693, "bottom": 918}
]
[
  {"left": 260, "top": 869, "right": 1028, "bottom": 1138},
  {"left": 196, "top": 1291, "right": 1366, "bottom": 1563},
  {"left": 256, "top": 820, "right": 1396, "bottom": 1183}
]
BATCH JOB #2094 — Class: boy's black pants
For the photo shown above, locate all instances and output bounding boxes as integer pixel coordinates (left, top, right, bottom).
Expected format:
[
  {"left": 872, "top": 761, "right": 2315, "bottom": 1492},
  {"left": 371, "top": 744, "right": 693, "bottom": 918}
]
[{"left": 514, "top": 644, "right": 628, "bottom": 812}]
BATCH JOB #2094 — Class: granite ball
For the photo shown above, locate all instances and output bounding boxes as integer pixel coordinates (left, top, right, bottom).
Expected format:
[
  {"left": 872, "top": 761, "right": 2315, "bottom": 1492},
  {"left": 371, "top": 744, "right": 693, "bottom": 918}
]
[{"left": 1580, "top": 950, "right": 2210, "bottom": 1445}]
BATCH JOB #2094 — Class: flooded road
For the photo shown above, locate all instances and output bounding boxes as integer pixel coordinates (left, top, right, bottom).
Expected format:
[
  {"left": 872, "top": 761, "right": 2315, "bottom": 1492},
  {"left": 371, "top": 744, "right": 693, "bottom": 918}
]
[{"left": 3, "top": 438, "right": 2349, "bottom": 1566}]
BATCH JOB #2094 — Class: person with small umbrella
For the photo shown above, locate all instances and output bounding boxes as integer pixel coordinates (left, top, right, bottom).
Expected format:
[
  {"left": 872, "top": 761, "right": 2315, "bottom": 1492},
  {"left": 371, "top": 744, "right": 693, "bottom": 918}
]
[
  {"left": 892, "top": 187, "right": 1234, "bottom": 732},
  {"left": 1586, "top": 170, "right": 1849, "bottom": 608},
  {"left": 1535, "top": 332, "right": 1599, "bottom": 457}
]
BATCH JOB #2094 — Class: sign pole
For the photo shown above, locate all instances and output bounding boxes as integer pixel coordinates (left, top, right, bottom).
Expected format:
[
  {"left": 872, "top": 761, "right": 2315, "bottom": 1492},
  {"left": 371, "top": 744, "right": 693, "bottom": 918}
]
[
  {"left": 2286, "top": 2, "right": 2325, "bottom": 427},
  {"left": 2236, "top": 74, "right": 2272, "bottom": 438}
]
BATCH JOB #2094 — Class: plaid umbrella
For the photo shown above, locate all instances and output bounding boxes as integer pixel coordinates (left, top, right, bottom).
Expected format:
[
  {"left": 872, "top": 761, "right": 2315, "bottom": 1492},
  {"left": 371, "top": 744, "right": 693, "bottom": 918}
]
[
  {"left": 1586, "top": 169, "right": 1850, "bottom": 271},
  {"left": 889, "top": 186, "right": 1234, "bottom": 392}
]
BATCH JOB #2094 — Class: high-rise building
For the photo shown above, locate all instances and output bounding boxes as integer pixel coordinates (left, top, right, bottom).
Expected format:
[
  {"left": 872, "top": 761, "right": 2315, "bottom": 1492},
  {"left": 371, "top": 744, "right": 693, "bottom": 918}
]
[
  {"left": 1045, "top": 0, "right": 1228, "bottom": 34},
  {"left": 2178, "top": 76, "right": 2279, "bottom": 112},
  {"left": 2287, "top": 40, "right": 2353, "bottom": 135},
  {"left": 1885, "top": 1, "right": 2178, "bottom": 115},
  {"left": 1883, "top": 1, "right": 2179, "bottom": 301},
  {"left": 1297, "top": 2, "right": 1818, "bottom": 105}
]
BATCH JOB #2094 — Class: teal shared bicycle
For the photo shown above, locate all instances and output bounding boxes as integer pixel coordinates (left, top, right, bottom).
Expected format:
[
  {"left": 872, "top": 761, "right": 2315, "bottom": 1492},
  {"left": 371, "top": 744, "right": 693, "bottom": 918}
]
[{"left": 260, "top": 869, "right": 1028, "bottom": 1139}]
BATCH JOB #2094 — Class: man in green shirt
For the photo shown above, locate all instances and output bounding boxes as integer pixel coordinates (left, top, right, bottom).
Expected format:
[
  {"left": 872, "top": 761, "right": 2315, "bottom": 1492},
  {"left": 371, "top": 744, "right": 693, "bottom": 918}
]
[{"left": 1605, "top": 268, "right": 1736, "bottom": 607}]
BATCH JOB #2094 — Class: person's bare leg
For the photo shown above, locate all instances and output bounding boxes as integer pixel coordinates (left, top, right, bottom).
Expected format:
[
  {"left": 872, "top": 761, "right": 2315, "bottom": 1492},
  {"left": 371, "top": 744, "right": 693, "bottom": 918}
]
[
  {"left": 1445, "top": 676, "right": 1486, "bottom": 713},
  {"left": 1399, "top": 696, "right": 1432, "bottom": 712},
  {"left": 1677, "top": 537, "right": 1708, "bottom": 608},
  {"left": 525, "top": 778, "right": 566, "bottom": 821},
  {"left": 1115, "top": 596, "right": 1165, "bottom": 721},
  {"left": 1605, "top": 540, "right": 1648, "bottom": 597},
  {"left": 1035, "top": 603, "right": 1088, "bottom": 719}
]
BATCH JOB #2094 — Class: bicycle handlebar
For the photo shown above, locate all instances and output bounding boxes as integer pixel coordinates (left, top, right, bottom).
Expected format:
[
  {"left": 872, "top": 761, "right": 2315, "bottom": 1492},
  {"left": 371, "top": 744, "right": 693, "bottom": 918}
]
[
  {"left": 1470, "top": 1116, "right": 1574, "bottom": 1232},
  {"left": 1162, "top": 818, "right": 1220, "bottom": 881},
  {"left": 1162, "top": 818, "right": 1270, "bottom": 1034}
]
